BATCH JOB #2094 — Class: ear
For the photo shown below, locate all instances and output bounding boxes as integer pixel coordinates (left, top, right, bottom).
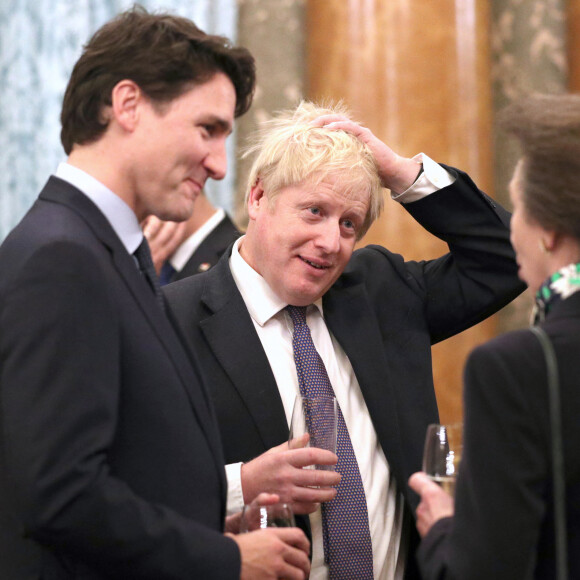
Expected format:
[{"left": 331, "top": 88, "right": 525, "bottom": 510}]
[
  {"left": 541, "top": 230, "right": 558, "bottom": 253},
  {"left": 110, "top": 80, "right": 143, "bottom": 132},
  {"left": 247, "top": 178, "right": 267, "bottom": 220}
]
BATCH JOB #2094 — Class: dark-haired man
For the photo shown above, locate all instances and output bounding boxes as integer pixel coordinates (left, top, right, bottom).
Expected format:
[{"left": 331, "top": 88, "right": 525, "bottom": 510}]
[{"left": 0, "top": 7, "right": 309, "bottom": 579}]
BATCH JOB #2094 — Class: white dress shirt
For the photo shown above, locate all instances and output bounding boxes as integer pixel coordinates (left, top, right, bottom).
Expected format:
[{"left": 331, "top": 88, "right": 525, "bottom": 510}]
[
  {"left": 169, "top": 207, "right": 227, "bottom": 271},
  {"left": 226, "top": 155, "right": 453, "bottom": 579}
]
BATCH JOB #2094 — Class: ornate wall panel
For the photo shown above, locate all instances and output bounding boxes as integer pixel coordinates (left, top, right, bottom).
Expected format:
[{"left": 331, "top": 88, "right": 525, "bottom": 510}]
[
  {"left": 490, "top": 0, "right": 567, "bottom": 333},
  {"left": 306, "top": 0, "right": 493, "bottom": 424}
]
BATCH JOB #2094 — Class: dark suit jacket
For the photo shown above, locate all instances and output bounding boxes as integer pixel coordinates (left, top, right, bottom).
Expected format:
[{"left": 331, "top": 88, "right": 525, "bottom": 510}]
[
  {"left": 417, "top": 292, "right": 580, "bottom": 580},
  {"left": 0, "top": 177, "right": 240, "bottom": 579},
  {"left": 170, "top": 213, "right": 240, "bottom": 281},
  {"left": 163, "top": 166, "right": 525, "bottom": 578}
]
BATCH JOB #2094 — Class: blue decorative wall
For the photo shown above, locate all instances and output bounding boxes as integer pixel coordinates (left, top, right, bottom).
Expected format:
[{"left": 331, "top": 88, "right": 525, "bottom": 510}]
[{"left": 0, "top": 0, "right": 237, "bottom": 241}]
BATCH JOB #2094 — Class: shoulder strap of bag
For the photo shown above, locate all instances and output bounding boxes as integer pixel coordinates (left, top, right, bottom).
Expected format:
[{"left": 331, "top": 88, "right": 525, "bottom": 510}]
[{"left": 529, "top": 325, "right": 568, "bottom": 580}]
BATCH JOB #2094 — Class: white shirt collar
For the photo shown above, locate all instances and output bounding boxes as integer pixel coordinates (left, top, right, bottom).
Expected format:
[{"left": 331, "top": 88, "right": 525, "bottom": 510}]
[
  {"left": 55, "top": 162, "right": 143, "bottom": 254},
  {"left": 229, "top": 236, "right": 323, "bottom": 326},
  {"left": 170, "top": 207, "right": 226, "bottom": 271}
]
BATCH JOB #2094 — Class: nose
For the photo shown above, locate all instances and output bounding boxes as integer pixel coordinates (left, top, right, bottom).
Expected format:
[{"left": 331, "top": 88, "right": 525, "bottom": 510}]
[
  {"left": 316, "top": 220, "right": 341, "bottom": 254},
  {"left": 203, "top": 141, "right": 228, "bottom": 180}
]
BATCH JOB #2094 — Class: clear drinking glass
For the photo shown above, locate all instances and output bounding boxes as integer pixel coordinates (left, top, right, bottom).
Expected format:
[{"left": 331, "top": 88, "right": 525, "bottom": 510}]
[
  {"left": 288, "top": 394, "right": 338, "bottom": 470},
  {"left": 239, "top": 501, "right": 296, "bottom": 532}
]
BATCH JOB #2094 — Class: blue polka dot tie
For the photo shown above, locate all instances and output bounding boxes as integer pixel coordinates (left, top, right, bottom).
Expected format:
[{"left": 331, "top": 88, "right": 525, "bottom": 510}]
[
  {"left": 286, "top": 305, "right": 374, "bottom": 579},
  {"left": 159, "top": 260, "right": 176, "bottom": 286}
]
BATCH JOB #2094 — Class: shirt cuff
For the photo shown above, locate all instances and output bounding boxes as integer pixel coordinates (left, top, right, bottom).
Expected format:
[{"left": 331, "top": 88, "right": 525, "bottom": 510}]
[
  {"left": 392, "top": 153, "right": 455, "bottom": 203},
  {"left": 225, "top": 462, "right": 245, "bottom": 516}
]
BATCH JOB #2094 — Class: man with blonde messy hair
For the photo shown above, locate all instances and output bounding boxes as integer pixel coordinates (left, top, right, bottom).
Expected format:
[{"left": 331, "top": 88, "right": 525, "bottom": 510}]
[
  {"left": 244, "top": 102, "right": 384, "bottom": 237},
  {"left": 165, "top": 101, "right": 523, "bottom": 579}
]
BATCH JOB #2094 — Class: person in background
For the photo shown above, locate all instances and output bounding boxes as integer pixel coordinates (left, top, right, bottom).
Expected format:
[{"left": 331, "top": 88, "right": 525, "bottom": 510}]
[
  {"left": 143, "top": 190, "right": 241, "bottom": 284},
  {"left": 164, "top": 101, "right": 525, "bottom": 579},
  {"left": 410, "top": 93, "right": 580, "bottom": 580},
  {"left": 0, "top": 6, "right": 310, "bottom": 579}
]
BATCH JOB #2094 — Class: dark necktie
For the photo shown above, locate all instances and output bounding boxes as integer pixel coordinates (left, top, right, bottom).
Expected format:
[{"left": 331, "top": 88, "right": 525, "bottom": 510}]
[
  {"left": 159, "top": 260, "right": 176, "bottom": 286},
  {"left": 134, "top": 238, "right": 165, "bottom": 312},
  {"left": 286, "top": 305, "right": 374, "bottom": 579}
]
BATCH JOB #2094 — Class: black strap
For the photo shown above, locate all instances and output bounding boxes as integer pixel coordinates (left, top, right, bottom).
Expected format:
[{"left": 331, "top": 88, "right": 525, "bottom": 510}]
[{"left": 529, "top": 325, "right": 568, "bottom": 580}]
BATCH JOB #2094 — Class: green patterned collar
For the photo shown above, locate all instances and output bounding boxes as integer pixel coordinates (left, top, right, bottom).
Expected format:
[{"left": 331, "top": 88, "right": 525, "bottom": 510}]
[{"left": 533, "top": 262, "right": 580, "bottom": 324}]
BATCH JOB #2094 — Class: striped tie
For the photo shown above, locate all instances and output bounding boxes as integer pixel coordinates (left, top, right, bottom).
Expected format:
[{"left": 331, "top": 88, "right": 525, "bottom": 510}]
[{"left": 286, "top": 305, "right": 373, "bottom": 579}]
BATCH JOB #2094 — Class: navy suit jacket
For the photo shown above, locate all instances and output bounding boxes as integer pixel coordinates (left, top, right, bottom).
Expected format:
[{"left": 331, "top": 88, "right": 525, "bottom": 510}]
[
  {"left": 170, "top": 213, "right": 240, "bottom": 281},
  {"left": 0, "top": 177, "right": 239, "bottom": 579},
  {"left": 164, "top": 166, "right": 525, "bottom": 577}
]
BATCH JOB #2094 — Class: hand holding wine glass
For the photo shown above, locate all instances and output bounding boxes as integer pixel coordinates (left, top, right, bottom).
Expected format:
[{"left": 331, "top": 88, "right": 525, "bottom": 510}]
[{"left": 288, "top": 394, "right": 338, "bottom": 471}]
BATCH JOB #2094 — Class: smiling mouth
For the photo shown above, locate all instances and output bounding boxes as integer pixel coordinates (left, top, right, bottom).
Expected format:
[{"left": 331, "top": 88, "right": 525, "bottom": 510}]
[{"left": 299, "top": 256, "right": 331, "bottom": 270}]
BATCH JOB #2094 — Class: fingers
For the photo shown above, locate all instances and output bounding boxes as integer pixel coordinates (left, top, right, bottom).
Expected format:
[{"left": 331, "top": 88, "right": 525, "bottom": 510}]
[
  {"left": 287, "top": 446, "right": 338, "bottom": 469},
  {"left": 408, "top": 471, "right": 435, "bottom": 495},
  {"left": 235, "top": 528, "right": 310, "bottom": 580},
  {"left": 287, "top": 433, "right": 310, "bottom": 450},
  {"left": 241, "top": 446, "right": 340, "bottom": 508},
  {"left": 409, "top": 471, "right": 455, "bottom": 538},
  {"left": 252, "top": 492, "right": 281, "bottom": 507},
  {"left": 143, "top": 218, "right": 188, "bottom": 271},
  {"left": 271, "top": 527, "right": 310, "bottom": 555}
]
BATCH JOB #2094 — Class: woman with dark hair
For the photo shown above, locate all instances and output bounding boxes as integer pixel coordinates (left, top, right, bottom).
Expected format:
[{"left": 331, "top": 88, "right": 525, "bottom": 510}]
[{"left": 409, "top": 94, "right": 580, "bottom": 580}]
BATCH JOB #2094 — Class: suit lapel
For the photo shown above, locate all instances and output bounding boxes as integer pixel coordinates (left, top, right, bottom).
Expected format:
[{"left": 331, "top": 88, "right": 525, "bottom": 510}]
[
  {"left": 323, "top": 282, "right": 408, "bottom": 495},
  {"left": 199, "top": 258, "right": 289, "bottom": 450},
  {"left": 40, "top": 178, "right": 227, "bottom": 484},
  {"left": 176, "top": 216, "right": 239, "bottom": 280}
]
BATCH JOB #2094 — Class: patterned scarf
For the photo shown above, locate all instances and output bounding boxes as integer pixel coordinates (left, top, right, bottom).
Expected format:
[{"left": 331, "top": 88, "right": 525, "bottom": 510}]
[{"left": 532, "top": 262, "right": 580, "bottom": 324}]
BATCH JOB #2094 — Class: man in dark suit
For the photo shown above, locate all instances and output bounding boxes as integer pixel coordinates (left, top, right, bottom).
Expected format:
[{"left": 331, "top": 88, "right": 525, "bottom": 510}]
[
  {"left": 164, "top": 102, "right": 525, "bottom": 579},
  {"left": 143, "top": 191, "right": 241, "bottom": 284},
  {"left": 0, "top": 7, "right": 309, "bottom": 579}
]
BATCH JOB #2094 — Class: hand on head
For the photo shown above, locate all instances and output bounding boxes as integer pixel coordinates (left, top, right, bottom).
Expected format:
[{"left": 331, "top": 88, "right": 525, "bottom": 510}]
[
  {"left": 241, "top": 434, "right": 341, "bottom": 515},
  {"left": 311, "top": 114, "right": 422, "bottom": 194},
  {"left": 408, "top": 472, "right": 455, "bottom": 538}
]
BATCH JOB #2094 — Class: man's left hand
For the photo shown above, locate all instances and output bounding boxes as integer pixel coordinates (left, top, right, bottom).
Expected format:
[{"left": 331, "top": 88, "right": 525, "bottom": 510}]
[{"left": 311, "top": 115, "right": 422, "bottom": 194}]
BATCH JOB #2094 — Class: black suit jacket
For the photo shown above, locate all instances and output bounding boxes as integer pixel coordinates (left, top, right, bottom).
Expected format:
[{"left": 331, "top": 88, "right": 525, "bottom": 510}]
[
  {"left": 170, "top": 213, "right": 240, "bottom": 281},
  {"left": 417, "top": 292, "right": 580, "bottom": 580},
  {"left": 0, "top": 177, "right": 240, "bottom": 579},
  {"left": 164, "top": 166, "right": 525, "bottom": 578}
]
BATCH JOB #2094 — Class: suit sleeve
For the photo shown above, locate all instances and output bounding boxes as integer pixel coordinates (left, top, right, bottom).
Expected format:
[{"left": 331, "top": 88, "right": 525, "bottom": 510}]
[
  {"left": 417, "top": 333, "right": 549, "bottom": 580},
  {"left": 0, "top": 240, "right": 240, "bottom": 579},
  {"left": 401, "top": 165, "right": 525, "bottom": 343}
]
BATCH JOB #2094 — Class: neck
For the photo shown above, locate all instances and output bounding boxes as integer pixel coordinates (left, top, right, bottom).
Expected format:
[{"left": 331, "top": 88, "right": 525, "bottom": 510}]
[
  {"left": 67, "top": 143, "right": 136, "bottom": 214},
  {"left": 546, "top": 235, "right": 580, "bottom": 276}
]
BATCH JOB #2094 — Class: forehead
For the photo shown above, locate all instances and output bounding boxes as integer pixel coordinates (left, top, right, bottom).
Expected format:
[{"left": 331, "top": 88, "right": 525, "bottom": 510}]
[{"left": 299, "top": 174, "right": 370, "bottom": 206}]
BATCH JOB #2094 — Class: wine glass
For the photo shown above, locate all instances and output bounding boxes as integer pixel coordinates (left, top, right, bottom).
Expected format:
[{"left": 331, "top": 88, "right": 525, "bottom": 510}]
[
  {"left": 239, "top": 500, "right": 296, "bottom": 532},
  {"left": 288, "top": 394, "right": 338, "bottom": 470},
  {"left": 422, "top": 423, "right": 463, "bottom": 496}
]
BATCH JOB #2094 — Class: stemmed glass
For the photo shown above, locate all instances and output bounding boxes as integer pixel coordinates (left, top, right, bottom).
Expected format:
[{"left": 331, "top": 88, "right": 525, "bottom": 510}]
[
  {"left": 288, "top": 394, "right": 338, "bottom": 470},
  {"left": 422, "top": 423, "right": 463, "bottom": 496}
]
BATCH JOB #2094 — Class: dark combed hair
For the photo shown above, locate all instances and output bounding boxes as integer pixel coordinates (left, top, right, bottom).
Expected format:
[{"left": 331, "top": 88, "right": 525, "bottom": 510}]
[
  {"left": 499, "top": 93, "right": 580, "bottom": 241},
  {"left": 60, "top": 4, "right": 255, "bottom": 154}
]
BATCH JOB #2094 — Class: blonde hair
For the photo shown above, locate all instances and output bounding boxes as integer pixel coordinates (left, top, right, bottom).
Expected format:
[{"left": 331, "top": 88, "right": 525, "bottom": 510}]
[{"left": 244, "top": 101, "right": 384, "bottom": 239}]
